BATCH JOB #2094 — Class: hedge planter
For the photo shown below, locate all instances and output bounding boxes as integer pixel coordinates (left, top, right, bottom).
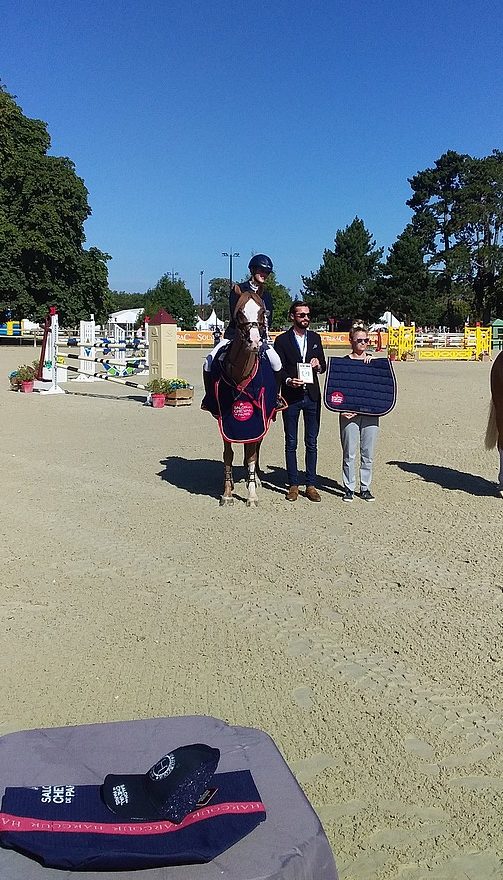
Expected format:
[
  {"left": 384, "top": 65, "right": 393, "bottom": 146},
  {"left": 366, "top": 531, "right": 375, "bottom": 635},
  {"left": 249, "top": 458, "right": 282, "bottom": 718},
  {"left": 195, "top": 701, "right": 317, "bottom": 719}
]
[{"left": 165, "top": 388, "right": 194, "bottom": 406}]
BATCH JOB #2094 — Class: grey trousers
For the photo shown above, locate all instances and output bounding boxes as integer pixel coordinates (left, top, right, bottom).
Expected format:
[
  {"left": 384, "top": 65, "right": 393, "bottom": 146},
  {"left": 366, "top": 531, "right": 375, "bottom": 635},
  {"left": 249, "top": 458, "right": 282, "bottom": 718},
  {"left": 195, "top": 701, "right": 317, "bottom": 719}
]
[{"left": 339, "top": 414, "right": 380, "bottom": 492}]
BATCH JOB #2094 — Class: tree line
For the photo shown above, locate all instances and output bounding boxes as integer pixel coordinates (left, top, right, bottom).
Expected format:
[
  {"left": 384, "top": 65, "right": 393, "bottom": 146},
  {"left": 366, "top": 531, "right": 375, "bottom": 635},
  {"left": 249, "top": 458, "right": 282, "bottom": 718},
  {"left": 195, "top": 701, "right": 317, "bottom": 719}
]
[{"left": 1, "top": 86, "right": 502, "bottom": 330}]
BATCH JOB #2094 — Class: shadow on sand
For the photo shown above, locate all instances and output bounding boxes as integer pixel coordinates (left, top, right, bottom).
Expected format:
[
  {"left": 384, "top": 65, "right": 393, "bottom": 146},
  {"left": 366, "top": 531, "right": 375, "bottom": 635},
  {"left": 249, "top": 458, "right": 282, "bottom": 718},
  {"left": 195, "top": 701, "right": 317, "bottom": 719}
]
[
  {"left": 158, "top": 456, "right": 223, "bottom": 498},
  {"left": 387, "top": 460, "right": 498, "bottom": 497},
  {"left": 259, "top": 464, "right": 345, "bottom": 497},
  {"left": 65, "top": 391, "right": 146, "bottom": 404},
  {"left": 158, "top": 456, "right": 346, "bottom": 500}
]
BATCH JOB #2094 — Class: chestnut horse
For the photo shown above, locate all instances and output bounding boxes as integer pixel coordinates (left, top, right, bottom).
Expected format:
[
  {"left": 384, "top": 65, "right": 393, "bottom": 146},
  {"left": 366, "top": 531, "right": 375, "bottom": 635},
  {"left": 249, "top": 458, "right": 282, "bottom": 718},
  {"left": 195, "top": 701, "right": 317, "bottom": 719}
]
[{"left": 485, "top": 350, "right": 503, "bottom": 497}]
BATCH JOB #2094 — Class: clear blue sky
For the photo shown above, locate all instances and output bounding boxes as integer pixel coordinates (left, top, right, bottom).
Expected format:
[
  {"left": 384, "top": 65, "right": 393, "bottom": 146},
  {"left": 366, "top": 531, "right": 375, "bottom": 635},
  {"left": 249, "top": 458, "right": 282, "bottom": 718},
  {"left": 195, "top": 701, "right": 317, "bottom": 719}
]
[{"left": 1, "top": 0, "right": 501, "bottom": 303}]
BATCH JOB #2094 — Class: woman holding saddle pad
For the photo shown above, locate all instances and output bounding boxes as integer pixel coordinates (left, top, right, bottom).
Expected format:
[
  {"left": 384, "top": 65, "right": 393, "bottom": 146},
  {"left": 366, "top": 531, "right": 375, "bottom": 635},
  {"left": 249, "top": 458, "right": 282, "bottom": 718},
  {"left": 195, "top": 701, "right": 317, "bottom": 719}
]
[{"left": 339, "top": 322, "right": 380, "bottom": 503}]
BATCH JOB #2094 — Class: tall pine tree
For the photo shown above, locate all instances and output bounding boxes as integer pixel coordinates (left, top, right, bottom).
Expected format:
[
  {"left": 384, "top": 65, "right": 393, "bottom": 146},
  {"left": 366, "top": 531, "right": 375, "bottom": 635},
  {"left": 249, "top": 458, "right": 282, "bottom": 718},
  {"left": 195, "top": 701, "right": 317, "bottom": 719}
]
[{"left": 303, "top": 218, "right": 383, "bottom": 326}]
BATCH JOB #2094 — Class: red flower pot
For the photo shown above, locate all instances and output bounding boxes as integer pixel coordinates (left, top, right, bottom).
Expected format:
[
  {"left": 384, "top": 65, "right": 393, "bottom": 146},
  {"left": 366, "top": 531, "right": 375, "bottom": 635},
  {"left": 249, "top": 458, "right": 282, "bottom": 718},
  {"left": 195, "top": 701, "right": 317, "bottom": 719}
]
[
  {"left": 151, "top": 393, "right": 165, "bottom": 408},
  {"left": 21, "top": 380, "right": 34, "bottom": 393}
]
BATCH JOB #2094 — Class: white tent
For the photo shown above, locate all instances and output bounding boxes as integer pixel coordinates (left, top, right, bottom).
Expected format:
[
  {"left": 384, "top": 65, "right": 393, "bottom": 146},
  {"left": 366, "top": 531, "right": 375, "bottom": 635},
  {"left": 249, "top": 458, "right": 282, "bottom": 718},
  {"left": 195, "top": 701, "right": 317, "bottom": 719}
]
[
  {"left": 108, "top": 308, "right": 145, "bottom": 325},
  {"left": 369, "top": 311, "right": 400, "bottom": 331},
  {"left": 195, "top": 309, "right": 225, "bottom": 331}
]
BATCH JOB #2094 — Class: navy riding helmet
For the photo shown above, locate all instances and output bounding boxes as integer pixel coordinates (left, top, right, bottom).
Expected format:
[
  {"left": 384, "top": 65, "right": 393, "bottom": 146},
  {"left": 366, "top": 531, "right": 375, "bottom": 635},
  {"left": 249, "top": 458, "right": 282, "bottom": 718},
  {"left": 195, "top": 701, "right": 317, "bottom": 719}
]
[{"left": 248, "top": 254, "right": 273, "bottom": 275}]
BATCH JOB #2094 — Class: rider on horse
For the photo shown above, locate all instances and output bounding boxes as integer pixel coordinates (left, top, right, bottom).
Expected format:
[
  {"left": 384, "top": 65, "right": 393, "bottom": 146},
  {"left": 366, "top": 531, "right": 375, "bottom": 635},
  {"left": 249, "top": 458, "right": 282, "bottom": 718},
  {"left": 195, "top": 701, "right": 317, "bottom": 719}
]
[{"left": 203, "top": 254, "right": 283, "bottom": 399}]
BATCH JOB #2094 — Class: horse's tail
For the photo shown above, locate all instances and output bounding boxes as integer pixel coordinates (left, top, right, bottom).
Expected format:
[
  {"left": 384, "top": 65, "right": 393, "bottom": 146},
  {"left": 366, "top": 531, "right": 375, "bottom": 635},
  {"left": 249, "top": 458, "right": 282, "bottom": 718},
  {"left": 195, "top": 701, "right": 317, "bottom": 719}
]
[{"left": 485, "top": 401, "right": 498, "bottom": 450}]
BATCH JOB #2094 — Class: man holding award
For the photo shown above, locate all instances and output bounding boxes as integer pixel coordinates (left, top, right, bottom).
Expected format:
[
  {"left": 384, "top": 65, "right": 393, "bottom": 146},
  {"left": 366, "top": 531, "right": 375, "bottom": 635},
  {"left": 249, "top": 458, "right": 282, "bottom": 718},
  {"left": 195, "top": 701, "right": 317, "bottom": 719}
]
[{"left": 274, "top": 302, "right": 327, "bottom": 502}]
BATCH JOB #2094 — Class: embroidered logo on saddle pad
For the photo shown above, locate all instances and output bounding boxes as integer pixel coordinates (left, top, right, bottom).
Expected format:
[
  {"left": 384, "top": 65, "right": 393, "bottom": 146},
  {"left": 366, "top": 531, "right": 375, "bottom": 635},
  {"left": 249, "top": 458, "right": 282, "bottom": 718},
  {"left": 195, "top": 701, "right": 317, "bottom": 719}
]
[
  {"left": 232, "top": 401, "right": 254, "bottom": 421},
  {"left": 330, "top": 391, "right": 345, "bottom": 405}
]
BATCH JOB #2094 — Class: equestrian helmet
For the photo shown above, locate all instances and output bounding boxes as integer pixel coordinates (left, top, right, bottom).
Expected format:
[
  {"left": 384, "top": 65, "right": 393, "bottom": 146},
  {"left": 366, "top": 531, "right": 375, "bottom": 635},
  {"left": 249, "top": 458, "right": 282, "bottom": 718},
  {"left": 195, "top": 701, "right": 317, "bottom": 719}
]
[{"left": 248, "top": 254, "right": 273, "bottom": 274}]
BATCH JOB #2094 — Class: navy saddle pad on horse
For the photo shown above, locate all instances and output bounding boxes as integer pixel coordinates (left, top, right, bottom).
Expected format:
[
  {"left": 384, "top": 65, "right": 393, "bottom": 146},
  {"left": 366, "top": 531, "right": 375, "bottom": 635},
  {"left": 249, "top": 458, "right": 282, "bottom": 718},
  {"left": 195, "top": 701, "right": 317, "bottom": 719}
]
[{"left": 323, "top": 357, "right": 397, "bottom": 416}]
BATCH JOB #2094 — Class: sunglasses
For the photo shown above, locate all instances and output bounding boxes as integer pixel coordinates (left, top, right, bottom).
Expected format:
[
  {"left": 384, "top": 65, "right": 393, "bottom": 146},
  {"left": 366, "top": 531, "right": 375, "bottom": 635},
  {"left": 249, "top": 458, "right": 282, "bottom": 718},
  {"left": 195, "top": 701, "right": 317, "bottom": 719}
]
[
  {"left": 354, "top": 338, "right": 370, "bottom": 344},
  {"left": 295, "top": 313, "right": 310, "bottom": 318}
]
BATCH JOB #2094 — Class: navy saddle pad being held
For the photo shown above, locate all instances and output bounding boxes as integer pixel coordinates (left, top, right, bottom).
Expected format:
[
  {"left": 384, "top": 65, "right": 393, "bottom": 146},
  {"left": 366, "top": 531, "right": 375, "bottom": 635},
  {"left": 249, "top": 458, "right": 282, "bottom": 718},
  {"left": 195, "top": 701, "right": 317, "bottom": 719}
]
[{"left": 323, "top": 357, "right": 397, "bottom": 416}]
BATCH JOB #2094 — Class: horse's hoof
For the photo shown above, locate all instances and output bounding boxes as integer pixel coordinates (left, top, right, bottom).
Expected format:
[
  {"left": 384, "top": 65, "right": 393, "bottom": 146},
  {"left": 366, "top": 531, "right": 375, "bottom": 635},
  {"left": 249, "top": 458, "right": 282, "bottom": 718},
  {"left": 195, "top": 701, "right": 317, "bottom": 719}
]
[
  {"left": 246, "top": 499, "right": 258, "bottom": 508},
  {"left": 220, "top": 495, "right": 234, "bottom": 506}
]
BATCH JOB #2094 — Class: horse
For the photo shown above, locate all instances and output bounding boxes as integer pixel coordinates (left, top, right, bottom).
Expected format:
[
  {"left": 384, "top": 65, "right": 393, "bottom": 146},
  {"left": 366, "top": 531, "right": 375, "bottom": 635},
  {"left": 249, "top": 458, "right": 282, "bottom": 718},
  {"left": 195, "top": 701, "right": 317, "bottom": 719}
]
[
  {"left": 485, "top": 350, "right": 503, "bottom": 497},
  {"left": 202, "top": 290, "right": 277, "bottom": 507}
]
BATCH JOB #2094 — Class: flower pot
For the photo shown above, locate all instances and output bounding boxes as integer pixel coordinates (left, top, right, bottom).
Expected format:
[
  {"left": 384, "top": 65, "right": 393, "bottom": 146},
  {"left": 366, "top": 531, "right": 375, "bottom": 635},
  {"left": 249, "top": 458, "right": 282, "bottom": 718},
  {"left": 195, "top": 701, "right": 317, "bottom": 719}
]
[
  {"left": 164, "top": 388, "right": 194, "bottom": 406},
  {"left": 21, "top": 380, "right": 34, "bottom": 393},
  {"left": 388, "top": 353, "right": 397, "bottom": 362},
  {"left": 151, "top": 393, "right": 165, "bottom": 408}
]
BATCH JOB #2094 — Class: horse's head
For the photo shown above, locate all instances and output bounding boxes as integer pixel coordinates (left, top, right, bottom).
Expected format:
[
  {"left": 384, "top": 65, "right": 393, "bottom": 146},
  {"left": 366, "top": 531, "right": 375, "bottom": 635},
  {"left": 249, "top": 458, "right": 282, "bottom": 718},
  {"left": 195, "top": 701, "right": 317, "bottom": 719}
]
[{"left": 234, "top": 294, "right": 265, "bottom": 353}]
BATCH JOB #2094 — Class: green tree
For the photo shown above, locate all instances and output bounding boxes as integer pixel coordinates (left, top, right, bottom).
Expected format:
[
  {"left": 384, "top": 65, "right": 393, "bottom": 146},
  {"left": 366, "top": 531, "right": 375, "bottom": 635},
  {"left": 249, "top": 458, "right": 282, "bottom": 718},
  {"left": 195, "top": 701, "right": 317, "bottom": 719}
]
[
  {"left": 0, "top": 86, "right": 110, "bottom": 324},
  {"left": 144, "top": 274, "right": 197, "bottom": 329},
  {"left": 407, "top": 150, "right": 503, "bottom": 324},
  {"left": 302, "top": 218, "right": 384, "bottom": 325},
  {"left": 108, "top": 290, "right": 146, "bottom": 312},
  {"left": 263, "top": 272, "right": 292, "bottom": 329},
  {"left": 208, "top": 277, "right": 231, "bottom": 322},
  {"left": 382, "top": 224, "right": 439, "bottom": 325}
]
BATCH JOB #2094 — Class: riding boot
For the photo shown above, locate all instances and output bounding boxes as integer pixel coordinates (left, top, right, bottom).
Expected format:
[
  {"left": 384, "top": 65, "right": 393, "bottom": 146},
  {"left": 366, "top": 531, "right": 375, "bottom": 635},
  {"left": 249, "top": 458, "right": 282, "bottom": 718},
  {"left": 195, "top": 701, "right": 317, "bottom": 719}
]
[
  {"left": 202, "top": 369, "right": 214, "bottom": 409},
  {"left": 275, "top": 372, "right": 286, "bottom": 411}
]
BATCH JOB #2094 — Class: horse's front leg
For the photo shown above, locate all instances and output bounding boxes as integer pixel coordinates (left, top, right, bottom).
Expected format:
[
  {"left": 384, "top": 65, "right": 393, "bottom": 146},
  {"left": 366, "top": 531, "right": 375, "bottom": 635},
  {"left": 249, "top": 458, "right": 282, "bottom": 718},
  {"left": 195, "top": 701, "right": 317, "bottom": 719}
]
[
  {"left": 243, "top": 438, "right": 262, "bottom": 486},
  {"left": 245, "top": 443, "right": 259, "bottom": 508},
  {"left": 220, "top": 442, "right": 234, "bottom": 506}
]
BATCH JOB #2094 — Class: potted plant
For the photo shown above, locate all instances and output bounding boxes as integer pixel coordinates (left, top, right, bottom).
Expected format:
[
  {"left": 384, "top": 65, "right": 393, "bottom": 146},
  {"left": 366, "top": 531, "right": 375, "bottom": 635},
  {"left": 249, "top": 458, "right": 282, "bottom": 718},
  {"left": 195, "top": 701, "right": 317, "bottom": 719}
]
[
  {"left": 8, "top": 370, "right": 22, "bottom": 391},
  {"left": 163, "top": 377, "right": 194, "bottom": 407},
  {"left": 146, "top": 379, "right": 166, "bottom": 408},
  {"left": 388, "top": 346, "right": 398, "bottom": 362},
  {"left": 16, "top": 363, "right": 37, "bottom": 393}
]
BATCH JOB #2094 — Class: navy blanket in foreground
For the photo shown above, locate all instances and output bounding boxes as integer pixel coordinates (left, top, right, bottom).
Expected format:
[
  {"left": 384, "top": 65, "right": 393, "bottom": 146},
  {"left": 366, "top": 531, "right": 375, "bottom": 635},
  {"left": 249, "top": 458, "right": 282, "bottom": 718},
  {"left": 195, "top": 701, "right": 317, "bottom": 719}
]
[
  {"left": 323, "top": 357, "right": 397, "bottom": 416},
  {"left": 202, "top": 348, "right": 277, "bottom": 443}
]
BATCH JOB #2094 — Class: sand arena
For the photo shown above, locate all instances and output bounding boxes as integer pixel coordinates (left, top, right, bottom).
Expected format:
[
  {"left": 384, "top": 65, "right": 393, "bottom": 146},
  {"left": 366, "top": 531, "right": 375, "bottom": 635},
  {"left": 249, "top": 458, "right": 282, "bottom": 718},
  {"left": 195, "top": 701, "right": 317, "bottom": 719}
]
[{"left": 1, "top": 344, "right": 502, "bottom": 879}]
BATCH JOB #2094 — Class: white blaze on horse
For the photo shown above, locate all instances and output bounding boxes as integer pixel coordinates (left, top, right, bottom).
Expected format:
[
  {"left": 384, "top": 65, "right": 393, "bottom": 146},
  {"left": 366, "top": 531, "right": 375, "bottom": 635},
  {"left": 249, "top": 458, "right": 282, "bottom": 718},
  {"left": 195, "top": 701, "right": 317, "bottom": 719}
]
[
  {"left": 485, "top": 350, "right": 503, "bottom": 497},
  {"left": 202, "top": 290, "right": 281, "bottom": 507}
]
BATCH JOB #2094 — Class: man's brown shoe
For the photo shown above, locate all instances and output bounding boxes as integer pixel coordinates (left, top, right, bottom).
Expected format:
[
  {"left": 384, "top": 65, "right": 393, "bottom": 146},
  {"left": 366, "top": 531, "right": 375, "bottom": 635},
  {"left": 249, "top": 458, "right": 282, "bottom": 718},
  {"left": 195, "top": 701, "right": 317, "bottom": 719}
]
[
  {"left": 306, "top": 486, "right": 321, "bottom": 502},
  {"left": 286, "top": 485, "right": 299, "bottom": 502}
]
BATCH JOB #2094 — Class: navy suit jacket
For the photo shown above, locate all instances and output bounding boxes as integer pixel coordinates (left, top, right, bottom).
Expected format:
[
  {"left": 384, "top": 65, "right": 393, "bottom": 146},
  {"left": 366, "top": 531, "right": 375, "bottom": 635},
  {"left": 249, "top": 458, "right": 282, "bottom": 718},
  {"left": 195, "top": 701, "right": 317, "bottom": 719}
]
[{"left": 274, "top": 328, "right": 326, "bottom": 403}]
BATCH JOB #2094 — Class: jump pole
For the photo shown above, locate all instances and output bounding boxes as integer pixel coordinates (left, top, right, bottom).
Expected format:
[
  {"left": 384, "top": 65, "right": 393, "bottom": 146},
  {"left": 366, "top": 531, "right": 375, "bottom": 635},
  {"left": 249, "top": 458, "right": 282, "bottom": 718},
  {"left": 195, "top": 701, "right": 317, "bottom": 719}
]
[
  {"left": 63, "top": 352, "right": 147, "bottom": 368},
  {"left": 62, "top": 363, "right": 148, "bottom": 390}
]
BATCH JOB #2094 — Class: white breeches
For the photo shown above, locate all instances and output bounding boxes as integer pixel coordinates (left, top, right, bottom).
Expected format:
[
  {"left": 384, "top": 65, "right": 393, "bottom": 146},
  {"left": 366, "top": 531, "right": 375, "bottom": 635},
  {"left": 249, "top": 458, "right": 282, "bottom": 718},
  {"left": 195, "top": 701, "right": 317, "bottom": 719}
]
[{"left": 204, "top": 341, "right": 281, "bottom": 373}]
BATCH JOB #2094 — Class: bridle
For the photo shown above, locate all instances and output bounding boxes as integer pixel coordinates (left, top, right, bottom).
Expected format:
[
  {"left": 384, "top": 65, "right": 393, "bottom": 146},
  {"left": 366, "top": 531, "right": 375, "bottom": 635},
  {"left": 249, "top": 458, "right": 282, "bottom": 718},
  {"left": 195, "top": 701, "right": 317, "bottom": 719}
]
[{"left": 233, "top": 291, "right": 265, "bottom": 347}]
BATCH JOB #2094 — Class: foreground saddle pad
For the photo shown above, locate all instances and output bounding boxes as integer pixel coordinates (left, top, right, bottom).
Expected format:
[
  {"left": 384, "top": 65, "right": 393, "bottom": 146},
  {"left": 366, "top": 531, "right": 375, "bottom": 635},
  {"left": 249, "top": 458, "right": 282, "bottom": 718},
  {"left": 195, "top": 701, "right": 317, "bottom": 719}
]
[
  {"left": 0, "top": 771, "right": 265, "bottom": 871},
  {"left": 323, "top": 357, "right": 397, "bottom": 416}
]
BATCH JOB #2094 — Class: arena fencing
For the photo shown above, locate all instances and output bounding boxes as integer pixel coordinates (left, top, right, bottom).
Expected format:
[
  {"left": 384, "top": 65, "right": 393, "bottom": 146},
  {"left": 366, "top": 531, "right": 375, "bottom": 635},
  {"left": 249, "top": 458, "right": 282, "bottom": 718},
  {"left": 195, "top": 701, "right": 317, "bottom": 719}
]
[
  {"left": 37, "top": 309, "right": 149, "bottom": 394},
  {"left": 388, "top": 323, "right": 492, "bottom": 361}
]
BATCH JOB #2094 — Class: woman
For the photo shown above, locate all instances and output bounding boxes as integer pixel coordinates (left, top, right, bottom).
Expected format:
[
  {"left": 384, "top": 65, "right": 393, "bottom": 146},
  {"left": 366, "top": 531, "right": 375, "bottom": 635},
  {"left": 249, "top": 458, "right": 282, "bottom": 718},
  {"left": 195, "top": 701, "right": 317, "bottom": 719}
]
[{"left": 339, "top": 322, "right": 378, "bottom": 502}]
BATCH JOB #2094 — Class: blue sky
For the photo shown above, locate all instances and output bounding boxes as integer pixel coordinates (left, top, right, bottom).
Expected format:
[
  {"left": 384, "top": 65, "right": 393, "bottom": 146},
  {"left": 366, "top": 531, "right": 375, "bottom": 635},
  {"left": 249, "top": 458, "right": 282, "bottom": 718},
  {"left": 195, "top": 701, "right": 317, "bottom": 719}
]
[{"left": 1, "top": 0, "right": 501, "bottom": 303}]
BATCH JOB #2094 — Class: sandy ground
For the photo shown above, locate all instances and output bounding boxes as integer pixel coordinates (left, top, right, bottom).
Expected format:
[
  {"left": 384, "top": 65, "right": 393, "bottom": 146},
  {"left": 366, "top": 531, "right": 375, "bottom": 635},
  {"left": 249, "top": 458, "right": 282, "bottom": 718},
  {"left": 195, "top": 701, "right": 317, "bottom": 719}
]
[{"left": 1, "top": 343, "right": 502, "bottom": 880}]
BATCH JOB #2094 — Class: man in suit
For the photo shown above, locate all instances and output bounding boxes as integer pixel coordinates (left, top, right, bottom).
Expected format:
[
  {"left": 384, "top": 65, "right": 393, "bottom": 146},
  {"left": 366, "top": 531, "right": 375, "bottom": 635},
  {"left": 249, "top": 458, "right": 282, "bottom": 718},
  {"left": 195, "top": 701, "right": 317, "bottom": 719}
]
[{"left": 274, "top": 302, "right": 327, "bottom": 502}]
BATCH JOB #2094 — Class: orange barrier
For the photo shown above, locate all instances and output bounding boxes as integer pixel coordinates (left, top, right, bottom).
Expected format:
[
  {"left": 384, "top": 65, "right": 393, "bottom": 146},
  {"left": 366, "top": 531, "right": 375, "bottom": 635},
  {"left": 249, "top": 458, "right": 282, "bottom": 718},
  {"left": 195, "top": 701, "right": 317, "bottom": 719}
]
[{"left": 177, "top": 330, "right": 388, "bottom": 348}]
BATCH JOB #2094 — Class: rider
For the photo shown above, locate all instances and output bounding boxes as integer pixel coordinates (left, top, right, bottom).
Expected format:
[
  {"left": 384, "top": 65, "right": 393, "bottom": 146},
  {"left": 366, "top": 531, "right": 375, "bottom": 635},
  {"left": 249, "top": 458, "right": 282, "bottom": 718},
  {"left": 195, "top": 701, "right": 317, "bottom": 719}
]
[
  {"left": 226, "top": 254, "right": 274, "bottom": 344},
  {"left": 203, "top": 254, "right": 283, "bottom": 400}
]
